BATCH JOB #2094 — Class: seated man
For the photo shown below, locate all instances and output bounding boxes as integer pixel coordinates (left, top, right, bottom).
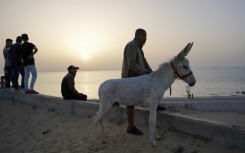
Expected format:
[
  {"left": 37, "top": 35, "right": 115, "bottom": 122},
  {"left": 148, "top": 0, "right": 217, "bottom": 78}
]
[{"left": 61, "top": 65, "right": 87, "bottom": 101}]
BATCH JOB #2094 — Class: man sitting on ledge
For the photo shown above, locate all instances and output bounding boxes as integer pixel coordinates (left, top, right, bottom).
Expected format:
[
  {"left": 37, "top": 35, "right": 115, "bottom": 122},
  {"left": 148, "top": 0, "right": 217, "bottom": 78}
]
[{"left": 61, "top": 65, "right": 87, "bottom": 101}]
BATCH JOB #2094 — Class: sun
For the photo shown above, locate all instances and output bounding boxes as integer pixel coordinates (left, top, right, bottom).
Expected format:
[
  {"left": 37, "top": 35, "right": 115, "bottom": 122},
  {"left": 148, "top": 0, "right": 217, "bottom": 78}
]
[
  {"left": 71, "top": 31, "right": 102, "bottom": 61},
  {"left": 81, "top": 54, "right": 90, "bottom": 60}
]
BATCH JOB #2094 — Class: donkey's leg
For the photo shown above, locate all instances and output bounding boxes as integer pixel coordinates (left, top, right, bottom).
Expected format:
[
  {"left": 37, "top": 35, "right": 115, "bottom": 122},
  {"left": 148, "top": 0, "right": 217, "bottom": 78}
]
[
  {"left": 154, "top": 101, "right": 161, "bottom": 140},
  {"left": 149, "top": 101, "right": 158, "bottom": 147},
  {"left": 152, "top": 101, "right": 161, "bottom": 140},
  {"left": 92, "top": 105, "right": 103, "bottom": 145},
  {"left": 100, "top": 102, "right": 119, "bottom": 143},
  {"left": 92, "top": 100, "right": 114, "bottom": 144},
  {"left": 154, "top": 127, "right": 161, "bottom": 140},
  {"left": 92, "top": 102, "right": 108, "bottom": 144}
]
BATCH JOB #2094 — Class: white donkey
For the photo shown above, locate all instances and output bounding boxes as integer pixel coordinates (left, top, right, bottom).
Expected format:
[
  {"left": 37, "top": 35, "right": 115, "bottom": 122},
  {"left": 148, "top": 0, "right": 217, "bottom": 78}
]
[{"left": 92, "top": 43, "right": 196, "bottom": 147}]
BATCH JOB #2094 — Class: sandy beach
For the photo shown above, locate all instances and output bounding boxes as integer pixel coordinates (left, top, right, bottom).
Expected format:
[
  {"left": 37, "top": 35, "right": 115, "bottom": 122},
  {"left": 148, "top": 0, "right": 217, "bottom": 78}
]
[{"left": 0, "top": 100, "right": 244, "bottom": 153}]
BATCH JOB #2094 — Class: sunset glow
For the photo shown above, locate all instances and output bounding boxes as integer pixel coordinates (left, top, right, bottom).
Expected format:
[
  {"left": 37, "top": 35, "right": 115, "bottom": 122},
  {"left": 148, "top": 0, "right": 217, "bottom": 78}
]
[{"left": 0, "top": 0, "right": 244, "bottom": 72}]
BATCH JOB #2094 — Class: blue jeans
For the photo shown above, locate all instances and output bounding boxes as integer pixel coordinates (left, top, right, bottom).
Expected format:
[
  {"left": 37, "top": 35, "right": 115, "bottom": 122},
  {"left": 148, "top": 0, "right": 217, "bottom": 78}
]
[{"left": 24, "top": 65, "right": 37, "bottom": 90}]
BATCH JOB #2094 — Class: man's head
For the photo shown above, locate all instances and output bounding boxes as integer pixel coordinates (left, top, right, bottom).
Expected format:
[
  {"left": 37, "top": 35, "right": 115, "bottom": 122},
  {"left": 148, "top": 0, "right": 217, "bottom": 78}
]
[
  {"left": 21, "top": 34, "right": 29, "bottom": 41},
  {"left": 5, "top": 39, "right": 13, "bottom": 47},
  {"left": 16, "top": 36, "right": 22, "bottom": 44},
  {"left": 68, "top": 65, "right": 79, "bottom": 74},
  {"left": 134, "top": 28, "right": 147, "bottom": 46}
]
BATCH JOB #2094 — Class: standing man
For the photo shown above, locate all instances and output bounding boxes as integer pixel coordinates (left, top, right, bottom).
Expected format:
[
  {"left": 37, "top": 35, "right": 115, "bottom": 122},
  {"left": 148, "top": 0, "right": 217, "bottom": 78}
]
[
  {"left": 21, "top": 34, "right": 39, "bottom": 94},
  {"left": 122, "top": 28, "right": 165, "bottom": 135},
  {"left": 3, "top": 38, "right": 13, "bottom": 90},
  {"left": 9, "top": 36, "right": 24, "bottom": 90},
  {"left": 61, "top": 65, "right": 87, "bottom": 101}
]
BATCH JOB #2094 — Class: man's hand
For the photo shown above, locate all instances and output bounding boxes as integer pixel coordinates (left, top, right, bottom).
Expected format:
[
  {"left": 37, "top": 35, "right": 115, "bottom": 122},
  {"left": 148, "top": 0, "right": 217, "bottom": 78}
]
[{"left": 146, "top": 69, "right": 153, "bottom": 74}]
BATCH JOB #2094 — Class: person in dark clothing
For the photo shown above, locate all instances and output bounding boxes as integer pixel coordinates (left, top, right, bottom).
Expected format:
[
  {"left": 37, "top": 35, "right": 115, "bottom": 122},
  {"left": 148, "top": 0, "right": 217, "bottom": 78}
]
[
  {"left": 61, "top": 65, "right": 87, "bottom": 101},
  {"left": 3, "top": 38, "right": 13, "bottom": 89},
  {"left": 9, "top": 36, "right": 24, "bottom": 90},
  {"left": 121, "top": 28, "right": 165, "bottom": 136},
  {"left": 21, "top": 33, "right": 39, "bottom": 94}
]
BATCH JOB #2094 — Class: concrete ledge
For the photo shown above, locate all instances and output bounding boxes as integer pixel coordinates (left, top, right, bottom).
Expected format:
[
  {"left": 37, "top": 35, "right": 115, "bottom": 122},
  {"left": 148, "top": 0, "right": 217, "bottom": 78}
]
[
  {"left": 156, "top": 111, "right": 245, "bottom": 149},
  {"left": 0, "top": 91, "right": 244, "bottom": 150},
  {"left": 162, "top": 96, "right": 245, "bottom": 111},
  {"left": 72, "top": 101, "right": 99, "bottom": 117}
]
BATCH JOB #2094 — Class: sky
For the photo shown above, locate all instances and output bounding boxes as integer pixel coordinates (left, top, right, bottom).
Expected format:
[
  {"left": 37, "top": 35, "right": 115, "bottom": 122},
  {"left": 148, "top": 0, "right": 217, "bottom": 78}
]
[{"left": 1, "top": 0, "right": 245, "bottom": 72}]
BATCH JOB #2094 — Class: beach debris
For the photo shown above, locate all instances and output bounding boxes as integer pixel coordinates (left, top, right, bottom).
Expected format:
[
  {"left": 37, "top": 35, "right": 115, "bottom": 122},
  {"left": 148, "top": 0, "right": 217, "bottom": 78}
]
[
  {"left": 43, "top": 108, "right": 55, "bottom": 112},
  {"left": 172, "top": 145, "right": 184, "bottom": 153},
  {"left": 232, "top": 125, "right": 241, "bottom": 129},
  {"left": 43, "top": 108, "right": 48, "bottom": 112},
  {"left": 49, "top": 108, "right": 55, "bottom": 112},
  {"left": 236, "top": 91, "right": 245, "bottom": 94},
  {"left": 42, "top": 130, "right": 51, "bottom": 134}
]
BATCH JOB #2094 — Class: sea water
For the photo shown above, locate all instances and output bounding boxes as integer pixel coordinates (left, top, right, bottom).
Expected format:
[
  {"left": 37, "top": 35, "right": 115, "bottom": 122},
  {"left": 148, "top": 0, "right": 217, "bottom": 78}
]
[{"left": 1, "top": 67, "right": 244, "bottom": 99}]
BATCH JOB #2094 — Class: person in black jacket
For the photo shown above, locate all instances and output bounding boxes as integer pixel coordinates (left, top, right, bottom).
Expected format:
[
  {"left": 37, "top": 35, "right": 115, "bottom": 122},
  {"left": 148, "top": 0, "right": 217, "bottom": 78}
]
[
  {"left": 61, "top": 65, "right": 87, "bottom": 101},
  {"left": 9, "top": 36, "right": 24, "bottom": 90}
]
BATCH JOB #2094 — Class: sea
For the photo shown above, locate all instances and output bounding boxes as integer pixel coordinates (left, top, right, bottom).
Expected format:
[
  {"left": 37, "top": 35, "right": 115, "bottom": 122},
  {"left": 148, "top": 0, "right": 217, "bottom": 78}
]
[{"left": 1, "top": 67, "right": 245, "bottom": 99}]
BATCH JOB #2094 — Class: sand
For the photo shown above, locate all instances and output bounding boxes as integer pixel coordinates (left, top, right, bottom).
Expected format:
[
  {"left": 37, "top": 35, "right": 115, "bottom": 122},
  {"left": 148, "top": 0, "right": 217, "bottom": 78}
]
[{"left": 0, "top": 100, "right": 244, "bottom": 153}]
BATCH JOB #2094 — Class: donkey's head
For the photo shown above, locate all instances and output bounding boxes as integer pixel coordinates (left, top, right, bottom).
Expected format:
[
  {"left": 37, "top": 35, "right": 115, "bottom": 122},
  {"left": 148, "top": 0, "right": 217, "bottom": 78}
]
[{"left": 171, "top": 43, "right": 196, "bottom": 86}]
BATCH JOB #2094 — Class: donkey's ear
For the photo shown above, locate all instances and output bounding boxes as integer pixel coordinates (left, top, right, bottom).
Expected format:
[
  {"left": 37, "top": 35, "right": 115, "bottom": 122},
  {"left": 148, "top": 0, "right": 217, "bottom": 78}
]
[{"left": 177, "top": 42, "right": 193, "bottom": 59}]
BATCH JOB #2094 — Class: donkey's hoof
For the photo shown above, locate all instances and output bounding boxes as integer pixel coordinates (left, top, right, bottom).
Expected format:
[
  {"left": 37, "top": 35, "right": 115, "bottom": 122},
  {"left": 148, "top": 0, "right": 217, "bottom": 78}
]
[{"left": 155, "top": 134, "right": 161, "bottom": 140}]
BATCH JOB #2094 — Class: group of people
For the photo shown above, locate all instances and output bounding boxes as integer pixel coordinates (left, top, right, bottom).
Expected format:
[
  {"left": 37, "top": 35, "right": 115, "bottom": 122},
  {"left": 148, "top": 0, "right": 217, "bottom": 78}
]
[
  {"left": 3, "top": 29, "right": 164, "bottom": 136},
  {"left": 3, "top": 34, "right": 39, "bottom": 94}
]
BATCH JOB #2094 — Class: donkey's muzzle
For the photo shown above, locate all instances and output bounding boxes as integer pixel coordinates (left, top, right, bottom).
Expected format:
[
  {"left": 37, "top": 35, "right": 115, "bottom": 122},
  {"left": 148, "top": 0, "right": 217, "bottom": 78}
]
[{"left": 188, "top": 81, "right": 196, "bottom": 87}]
